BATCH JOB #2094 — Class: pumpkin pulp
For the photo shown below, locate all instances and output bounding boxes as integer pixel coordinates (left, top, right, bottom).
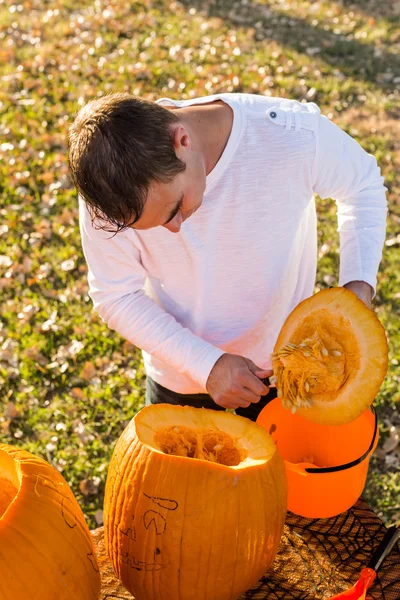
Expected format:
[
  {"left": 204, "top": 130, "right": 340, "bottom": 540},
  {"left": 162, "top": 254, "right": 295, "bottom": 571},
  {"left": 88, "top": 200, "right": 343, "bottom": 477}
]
[
  {"left": 154, "top": 425, "right": 246, "bottom": 466},
  {"left": 273, "top": 308, "right": 359, "bottom": 411}
]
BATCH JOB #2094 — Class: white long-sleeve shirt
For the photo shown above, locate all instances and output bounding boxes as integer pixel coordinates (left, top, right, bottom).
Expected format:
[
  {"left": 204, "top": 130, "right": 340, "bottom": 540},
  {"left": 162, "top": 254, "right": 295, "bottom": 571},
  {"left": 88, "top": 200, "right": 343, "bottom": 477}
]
[{"left": 79, "top": 93, "right": 387, "bottom": 394}]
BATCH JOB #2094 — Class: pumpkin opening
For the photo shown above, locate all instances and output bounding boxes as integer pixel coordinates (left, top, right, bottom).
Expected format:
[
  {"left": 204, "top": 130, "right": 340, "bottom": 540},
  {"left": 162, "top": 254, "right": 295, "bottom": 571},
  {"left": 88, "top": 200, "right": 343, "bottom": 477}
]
[
  {"left": 135, "top": 404, "right": 277, "bottom": 468},
  {"left": 0, "top": 451, "right": 21, "bottom": 519},
  {"left": 154, "top": 425, "right": 246, "bottom": 466}
]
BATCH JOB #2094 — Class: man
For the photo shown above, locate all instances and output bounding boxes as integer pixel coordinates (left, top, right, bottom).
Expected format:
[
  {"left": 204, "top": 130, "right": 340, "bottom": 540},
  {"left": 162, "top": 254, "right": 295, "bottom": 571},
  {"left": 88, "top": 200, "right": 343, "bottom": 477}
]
[{"left": 68, "top": 92, "right": 387, "bottom": 421}]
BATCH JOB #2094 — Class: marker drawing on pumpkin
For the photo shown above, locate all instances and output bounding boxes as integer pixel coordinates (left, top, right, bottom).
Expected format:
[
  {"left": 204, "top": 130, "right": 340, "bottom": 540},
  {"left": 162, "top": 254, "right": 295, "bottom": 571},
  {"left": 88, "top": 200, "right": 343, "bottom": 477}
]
[
  {"left": 108, "top": 462, "right": 122, "bottom": 496},
  {"left": 119, "top": 515, "right": 136, "bottom": 541},
  {"left": 121, "top": 551, "right": 168, "bottom": 572},
  {"left": 143, "top": 509, "right": 167, "bottom": 535},
  {"left": 61, "top": 496, "right": 78, "bottom": 529},
  {"left": 87, "top": 552, "right": 100, "bottom": 573},
  {"left": 34, "top": 474, "right": 68, "bottom": 498},
  {"left": 143, "top": 492, "right": 179, "bottom": 511},
  {"left": 34, "top": 474, "right": 78, "bottom": 529}
]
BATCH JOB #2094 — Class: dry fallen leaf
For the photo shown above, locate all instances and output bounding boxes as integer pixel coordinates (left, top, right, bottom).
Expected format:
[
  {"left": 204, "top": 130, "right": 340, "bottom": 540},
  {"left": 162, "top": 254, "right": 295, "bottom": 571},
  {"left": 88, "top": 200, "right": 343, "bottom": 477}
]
[
  {"left": 0, "top": 255, "right": 13, "bottom": 268},
  {"left": 122, "top": 340, "right": 135, "bottom": 352},
  {"left": 24, "top": 345, "right": 48, "bottom": 366},
  {"left": 61, "top": 259, "right": 76, "bottom": 271},
  {"left": 80, "top": 361, "right": 97, "bottom": 380},
  {"left": 382, "top": 430, "right": 400, "bottom": 454},
  {"left": 35, "top": 219, "right": 52, "bottom": 240},
  {"left": 0, "top": 278, "right": 13, "bottom": 290},
  {"left": 21, "top": 256, "right": 33, "bottom": 273},
  {"left": 95, "top": 509, "right": 104, "bottom": 526},
  {"left": 73, "top": 420, "right": 95, "bottom": 444},
  {"left": 79, "top": 477, "right": 100, "bottom": 496},
  {"left": 71, "top": 387, "right": 86, "bottom": 400},
  {"left": 385, "top": 235, "right": 400, "bottom": 247},
  {"left": 4, "top": 401, "right": 20, "bottom": 420}
]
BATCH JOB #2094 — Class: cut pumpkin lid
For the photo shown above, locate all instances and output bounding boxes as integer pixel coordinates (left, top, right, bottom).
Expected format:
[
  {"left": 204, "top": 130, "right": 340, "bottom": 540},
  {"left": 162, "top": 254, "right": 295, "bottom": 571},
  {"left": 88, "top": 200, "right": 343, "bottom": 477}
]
[{"left": 272, "top": 287, "right": 388, "bottom": 426}]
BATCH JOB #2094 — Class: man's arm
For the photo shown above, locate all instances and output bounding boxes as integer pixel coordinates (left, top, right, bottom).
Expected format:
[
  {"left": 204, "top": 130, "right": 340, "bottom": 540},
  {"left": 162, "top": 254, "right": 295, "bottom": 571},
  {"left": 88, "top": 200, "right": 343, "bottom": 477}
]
[{"left": 312, "top": 113, "right": 387, "bottom": 304}]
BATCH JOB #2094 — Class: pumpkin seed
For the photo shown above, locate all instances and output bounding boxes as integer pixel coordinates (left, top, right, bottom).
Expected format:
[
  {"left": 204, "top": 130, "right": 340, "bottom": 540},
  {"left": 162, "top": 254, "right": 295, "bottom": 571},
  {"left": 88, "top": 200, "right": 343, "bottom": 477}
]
[
  {"left": 331, "top": 350, "right": 342, "bottom": 357},
  {"left": 321, "top": 346, "right": 329, "bottom": 356},
  {"left": 303, "top": 351, "right": 311, "bottom": 357},
  {"left": 304, "top": 381, "right": 310, "bottom": 392}
]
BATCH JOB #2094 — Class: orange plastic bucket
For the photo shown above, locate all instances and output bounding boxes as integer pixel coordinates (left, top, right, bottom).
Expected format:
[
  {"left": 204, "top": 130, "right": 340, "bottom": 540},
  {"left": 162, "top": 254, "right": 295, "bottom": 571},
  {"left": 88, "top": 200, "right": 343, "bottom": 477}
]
[{"left": 257, "top": 399, "right": 379, "bottom": 518}]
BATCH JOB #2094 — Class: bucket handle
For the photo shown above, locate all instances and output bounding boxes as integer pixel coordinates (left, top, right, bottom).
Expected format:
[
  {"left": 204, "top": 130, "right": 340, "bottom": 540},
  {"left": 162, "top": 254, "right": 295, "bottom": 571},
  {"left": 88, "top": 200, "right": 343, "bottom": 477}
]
[{"left": 305, "top": 405, "right": 378, "bottom": 474}]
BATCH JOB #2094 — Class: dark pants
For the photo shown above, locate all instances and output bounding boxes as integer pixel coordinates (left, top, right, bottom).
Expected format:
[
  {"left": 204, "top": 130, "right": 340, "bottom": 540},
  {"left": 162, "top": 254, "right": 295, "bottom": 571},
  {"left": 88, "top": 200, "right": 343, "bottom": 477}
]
[{"left": 145, "top": 377, "right": 277, "bottom": 422}]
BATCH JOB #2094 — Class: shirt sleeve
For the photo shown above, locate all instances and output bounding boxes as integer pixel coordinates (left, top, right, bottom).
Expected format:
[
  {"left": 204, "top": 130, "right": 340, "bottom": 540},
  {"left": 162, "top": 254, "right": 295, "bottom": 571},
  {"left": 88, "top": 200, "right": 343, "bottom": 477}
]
[
  {"left": 79, "top": 200, "right": 224, "bottom": 389},
  {"left": 311, "top": 114, "right": 387, "bottom": 294}
]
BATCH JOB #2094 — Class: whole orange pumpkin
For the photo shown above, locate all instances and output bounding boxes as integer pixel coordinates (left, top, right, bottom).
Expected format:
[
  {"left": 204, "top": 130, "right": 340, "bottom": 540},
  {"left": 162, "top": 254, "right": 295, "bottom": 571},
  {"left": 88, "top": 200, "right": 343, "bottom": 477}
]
[
  {"left": 104, "top": 404, "right": 287, "bottom": 600},
  {"left": 0, "top": 444, "right": 101, "bottom": 599}
]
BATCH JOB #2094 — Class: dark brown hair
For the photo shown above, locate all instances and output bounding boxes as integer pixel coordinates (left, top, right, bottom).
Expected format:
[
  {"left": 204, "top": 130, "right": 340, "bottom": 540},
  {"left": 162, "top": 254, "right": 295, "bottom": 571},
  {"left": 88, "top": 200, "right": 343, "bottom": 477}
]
[{"left": 68, "top": 93, "right": 186, "bottom": 232}]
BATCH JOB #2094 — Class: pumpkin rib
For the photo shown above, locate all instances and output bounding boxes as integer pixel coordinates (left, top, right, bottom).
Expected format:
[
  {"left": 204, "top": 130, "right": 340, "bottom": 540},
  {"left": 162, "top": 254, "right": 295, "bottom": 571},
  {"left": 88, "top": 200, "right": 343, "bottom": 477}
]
[{"left": 203, "top": 464, "right": 216, "bottom": 600}]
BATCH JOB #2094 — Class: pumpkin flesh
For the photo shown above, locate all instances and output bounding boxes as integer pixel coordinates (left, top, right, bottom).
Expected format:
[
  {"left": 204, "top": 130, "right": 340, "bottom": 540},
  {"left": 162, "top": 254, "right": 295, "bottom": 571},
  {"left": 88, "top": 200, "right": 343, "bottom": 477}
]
[
  {"left": 272, "top": 288, "right": 388, "bottom": 425},
  {"left": 104, "top": 404, "right": 287, "bottom": 600}
]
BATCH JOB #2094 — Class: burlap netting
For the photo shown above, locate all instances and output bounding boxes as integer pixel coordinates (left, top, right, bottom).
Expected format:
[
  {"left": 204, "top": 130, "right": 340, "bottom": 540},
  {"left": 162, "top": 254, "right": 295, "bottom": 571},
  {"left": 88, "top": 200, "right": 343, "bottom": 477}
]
[{"left": 93, "top": 499, "right": 400, "bottom": 600}]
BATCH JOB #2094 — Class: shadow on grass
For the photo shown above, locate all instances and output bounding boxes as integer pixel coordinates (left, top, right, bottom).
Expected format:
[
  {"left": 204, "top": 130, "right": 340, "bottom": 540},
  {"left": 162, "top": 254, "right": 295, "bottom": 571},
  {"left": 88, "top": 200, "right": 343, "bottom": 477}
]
[
  {"left": 337, "top": 0, "right": 400, "bottom": 20},
  {"left": 179, "top": 0, "right": 399, "bottom": 92}
]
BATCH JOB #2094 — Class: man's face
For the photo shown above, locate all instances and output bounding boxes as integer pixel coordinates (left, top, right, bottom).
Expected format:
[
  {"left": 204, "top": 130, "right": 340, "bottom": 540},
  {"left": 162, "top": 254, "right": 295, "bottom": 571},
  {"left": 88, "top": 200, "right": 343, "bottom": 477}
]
[{"left": 131, "top": 126, "right": 206, "bottom": 233}]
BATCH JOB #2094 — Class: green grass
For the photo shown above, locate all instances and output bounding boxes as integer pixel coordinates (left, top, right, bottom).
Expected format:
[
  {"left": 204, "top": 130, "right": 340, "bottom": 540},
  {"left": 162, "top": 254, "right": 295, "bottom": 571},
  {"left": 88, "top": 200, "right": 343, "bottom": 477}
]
[{"left": 0, "top": 0, "right": 399, "bottom": 529}]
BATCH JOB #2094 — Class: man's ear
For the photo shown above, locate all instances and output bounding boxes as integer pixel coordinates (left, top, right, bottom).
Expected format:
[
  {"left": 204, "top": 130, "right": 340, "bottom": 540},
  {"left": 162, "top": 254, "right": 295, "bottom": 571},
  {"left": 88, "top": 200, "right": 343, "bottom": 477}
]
[{"left": 171, "top": 124, "right": 191, "bottom": 155}]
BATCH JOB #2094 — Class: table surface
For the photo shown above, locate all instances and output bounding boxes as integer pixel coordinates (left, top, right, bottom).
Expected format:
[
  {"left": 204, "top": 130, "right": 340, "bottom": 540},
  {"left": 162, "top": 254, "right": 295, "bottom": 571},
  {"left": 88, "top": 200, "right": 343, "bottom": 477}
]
[{"left": 92, "top": 499, "right": 400, "bottom": 600}]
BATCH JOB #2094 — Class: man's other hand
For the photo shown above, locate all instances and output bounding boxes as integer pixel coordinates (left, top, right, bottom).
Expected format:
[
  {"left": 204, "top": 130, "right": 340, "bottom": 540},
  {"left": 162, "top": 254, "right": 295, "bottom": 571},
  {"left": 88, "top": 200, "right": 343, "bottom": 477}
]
[{"left": 344, "top": 280, "right": 373, "bottom": 309}]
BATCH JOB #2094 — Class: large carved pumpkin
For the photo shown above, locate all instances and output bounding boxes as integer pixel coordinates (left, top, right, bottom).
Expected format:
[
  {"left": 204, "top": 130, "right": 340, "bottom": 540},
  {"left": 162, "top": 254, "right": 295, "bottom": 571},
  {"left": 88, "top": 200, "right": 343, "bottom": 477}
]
[
  {"left": 272, "top": 287, "right": 388, "bottom": 425},
  {"left": 0, "top": 444, "right": 101, "bottom": 600},
  {"left": 104, "top": 404, "right": 287, "bottom": 600}
]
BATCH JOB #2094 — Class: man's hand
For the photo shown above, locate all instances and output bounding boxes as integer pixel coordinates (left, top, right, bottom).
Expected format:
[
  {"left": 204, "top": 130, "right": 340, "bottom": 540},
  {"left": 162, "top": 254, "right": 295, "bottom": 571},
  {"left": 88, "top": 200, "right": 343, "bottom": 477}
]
[
  {"left": 206, "top": 353, "right": 272, "bottom": 410},
  {"left": 343, "top": 280, "right": 373, "bottom": 309}
]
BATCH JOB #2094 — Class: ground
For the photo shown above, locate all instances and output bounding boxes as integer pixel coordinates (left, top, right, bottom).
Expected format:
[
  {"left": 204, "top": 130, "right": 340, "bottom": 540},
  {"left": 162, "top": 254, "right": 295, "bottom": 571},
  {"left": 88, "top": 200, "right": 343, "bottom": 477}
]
[{"left": 0, "top": 0, "right": 399, "bottom": 529}]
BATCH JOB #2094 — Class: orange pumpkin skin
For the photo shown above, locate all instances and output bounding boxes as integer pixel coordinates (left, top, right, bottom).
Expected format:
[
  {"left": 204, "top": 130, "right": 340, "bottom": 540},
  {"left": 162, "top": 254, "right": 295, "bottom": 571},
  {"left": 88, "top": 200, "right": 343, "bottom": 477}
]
[
  {"left": 0, "top": 444, "right": 101, "bottom": 600},
  {"left": 272, "top": 287, "right": 388, "bottom": 425},
  {"left": 104, "top": 404, "right": 287, "bottom": 600}
]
